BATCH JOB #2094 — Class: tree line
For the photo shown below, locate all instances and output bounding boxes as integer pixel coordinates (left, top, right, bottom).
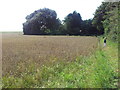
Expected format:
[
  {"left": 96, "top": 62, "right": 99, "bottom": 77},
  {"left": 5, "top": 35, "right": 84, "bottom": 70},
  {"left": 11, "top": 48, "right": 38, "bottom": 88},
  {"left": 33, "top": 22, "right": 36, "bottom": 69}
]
[
  {"left": 23, "top": 2, "right": 119, "bottom": 41},
  {"left": 92, "top": 2, "right": 119, "bottom": 41},
  {"left": 23, "top": 8, "right": 98, "bottom": 36}
]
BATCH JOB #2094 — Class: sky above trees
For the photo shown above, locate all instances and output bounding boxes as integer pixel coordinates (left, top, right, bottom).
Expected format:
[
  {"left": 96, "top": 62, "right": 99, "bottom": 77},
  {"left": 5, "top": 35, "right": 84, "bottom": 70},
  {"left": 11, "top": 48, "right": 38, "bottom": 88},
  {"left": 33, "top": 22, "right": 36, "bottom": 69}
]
[{"left": 0, "top": 0, "right": 104, "bottom": 31}]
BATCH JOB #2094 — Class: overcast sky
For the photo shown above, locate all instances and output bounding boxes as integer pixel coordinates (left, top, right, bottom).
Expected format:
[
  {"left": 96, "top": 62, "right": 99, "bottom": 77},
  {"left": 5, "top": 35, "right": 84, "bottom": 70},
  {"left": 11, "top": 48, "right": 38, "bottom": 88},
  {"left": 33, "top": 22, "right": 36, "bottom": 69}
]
[{"left": 0, "top": 0, "right": 104, "bottom": 32}]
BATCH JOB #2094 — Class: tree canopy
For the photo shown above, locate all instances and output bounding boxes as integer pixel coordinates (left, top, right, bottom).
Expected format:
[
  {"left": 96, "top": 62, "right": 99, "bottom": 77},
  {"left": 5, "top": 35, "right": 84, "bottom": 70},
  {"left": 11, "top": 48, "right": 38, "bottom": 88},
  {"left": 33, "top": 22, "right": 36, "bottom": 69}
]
[
  {"left": 92, "top": 2, "right": 119, "bottom": 41},
  {"left": 63, "top": 11, "right": 82, "bottom": 35},
  {"left": 23, "top": 8, "right": 60, "bottom": 35},
  {"left": 23, "top": 3, "right": 119, "bottom": 40},
  {"left": 23, "top": 8, "right": 99, "bottom": 36}
]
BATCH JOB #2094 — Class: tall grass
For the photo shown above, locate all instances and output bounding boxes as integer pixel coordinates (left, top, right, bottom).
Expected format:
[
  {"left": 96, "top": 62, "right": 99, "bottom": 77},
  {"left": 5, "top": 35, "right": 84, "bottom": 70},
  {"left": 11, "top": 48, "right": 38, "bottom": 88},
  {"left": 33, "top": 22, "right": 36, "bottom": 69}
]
[{"left": 2, "top": 37, "right": 118, "bottom": 88}]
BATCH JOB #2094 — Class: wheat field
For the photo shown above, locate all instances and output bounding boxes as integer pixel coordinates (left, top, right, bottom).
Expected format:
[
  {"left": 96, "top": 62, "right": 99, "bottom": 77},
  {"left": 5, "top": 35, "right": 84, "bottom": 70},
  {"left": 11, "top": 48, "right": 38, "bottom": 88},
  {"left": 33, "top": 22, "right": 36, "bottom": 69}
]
[{"left": 2, "top": 33, "right": 98, "bottom": 76}]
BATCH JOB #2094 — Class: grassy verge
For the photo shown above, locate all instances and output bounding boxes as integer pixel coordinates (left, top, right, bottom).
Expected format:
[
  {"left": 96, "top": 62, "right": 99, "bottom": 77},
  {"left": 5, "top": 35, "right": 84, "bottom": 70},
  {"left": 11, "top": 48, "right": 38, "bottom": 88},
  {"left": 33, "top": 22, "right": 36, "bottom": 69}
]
[{"left": 2, "top": 38, "right": 118, "bottom": 88}]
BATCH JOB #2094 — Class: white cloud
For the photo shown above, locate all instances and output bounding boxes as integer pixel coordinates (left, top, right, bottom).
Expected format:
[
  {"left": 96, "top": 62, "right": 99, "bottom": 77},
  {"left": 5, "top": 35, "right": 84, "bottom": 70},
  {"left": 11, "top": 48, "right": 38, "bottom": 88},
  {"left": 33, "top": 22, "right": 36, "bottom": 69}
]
[{"left": 0, "top": 0, "right": 103, "bottom": 31}]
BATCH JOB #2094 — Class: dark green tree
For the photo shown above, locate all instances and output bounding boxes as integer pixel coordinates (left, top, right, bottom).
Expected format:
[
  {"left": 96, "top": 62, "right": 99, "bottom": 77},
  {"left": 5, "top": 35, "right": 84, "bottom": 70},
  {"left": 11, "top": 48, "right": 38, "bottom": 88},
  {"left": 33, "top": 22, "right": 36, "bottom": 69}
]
[
  {"left": 23, "top": 8, "right": 60, "bottom": 35},
  {"left": 81, "top": 19, "right": 98, "bottom": 35},
  {"left": 92, "top": 2, "right": 108, "bottom": 35},
  {"left": 102, "top": 2, "right": 119, "bottom": 41},
  {"left": 64, "top": 11, "right": 82, "bottom": 35},
  {"left": 92, "top": 2, "right": 119, "bottom": 41}
]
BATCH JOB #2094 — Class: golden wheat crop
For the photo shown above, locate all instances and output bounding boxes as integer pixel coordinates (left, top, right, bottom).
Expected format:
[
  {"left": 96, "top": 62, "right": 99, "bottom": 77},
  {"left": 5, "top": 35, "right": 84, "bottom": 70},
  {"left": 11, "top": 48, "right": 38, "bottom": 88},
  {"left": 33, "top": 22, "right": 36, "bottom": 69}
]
[{"left": 2, "top": 33, "right": 98, "bottom": 76}]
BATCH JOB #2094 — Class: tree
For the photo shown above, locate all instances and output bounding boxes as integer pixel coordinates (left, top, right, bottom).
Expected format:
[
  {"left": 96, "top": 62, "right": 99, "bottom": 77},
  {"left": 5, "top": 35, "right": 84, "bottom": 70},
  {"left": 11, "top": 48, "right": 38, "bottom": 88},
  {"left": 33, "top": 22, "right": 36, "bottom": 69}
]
[
  {"left": 81, "top": 19, "right": 98, "bottom": 35},
  {"left": 63, "top": 11, "right": 82, "bottom": 35},
  {"left": 102, "top": 2, "right": 119, "bottom": 41},
  {"left": 92, "top": 2, "right": 119, "bottom": 41},
  {"left": 92, "top": 2, "right": 108, "bottom": 35},
  {"left": 23, "top": 8, "right": 60, "bottom": 35}
]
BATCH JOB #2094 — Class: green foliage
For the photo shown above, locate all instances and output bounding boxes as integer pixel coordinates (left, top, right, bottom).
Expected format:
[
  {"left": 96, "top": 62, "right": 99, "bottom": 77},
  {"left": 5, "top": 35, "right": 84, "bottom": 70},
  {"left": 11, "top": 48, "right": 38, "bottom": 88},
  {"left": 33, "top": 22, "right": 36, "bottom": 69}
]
[
  {"left": 103, "top": 2, "right": 119, "bottom": 42},
  {"left": 23, "top": 8, "right": 61, "bottom": 35},
  {"left": 81, "top": 19, "right": 98, "bottom": 35},
  {"left": 63, "top": 11, "right": 82, "bottom": 35},
  {"left": 92, "top": 2, "right": 119, "bottom": 41},
  {"left": 23, "top": 9, "right": 100, "bottom": 36},
  {"left": 63, "top": 11, "right": 98, "bottom": 36},
  {"left": 92, "top": 2, "right": 108, "bottom": 34},
  {"left": 23, "top": 2, "right": 119, "bottom": 37},
  {"left": 2, "top": 39, "right": 118, "bottom": 88}
]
